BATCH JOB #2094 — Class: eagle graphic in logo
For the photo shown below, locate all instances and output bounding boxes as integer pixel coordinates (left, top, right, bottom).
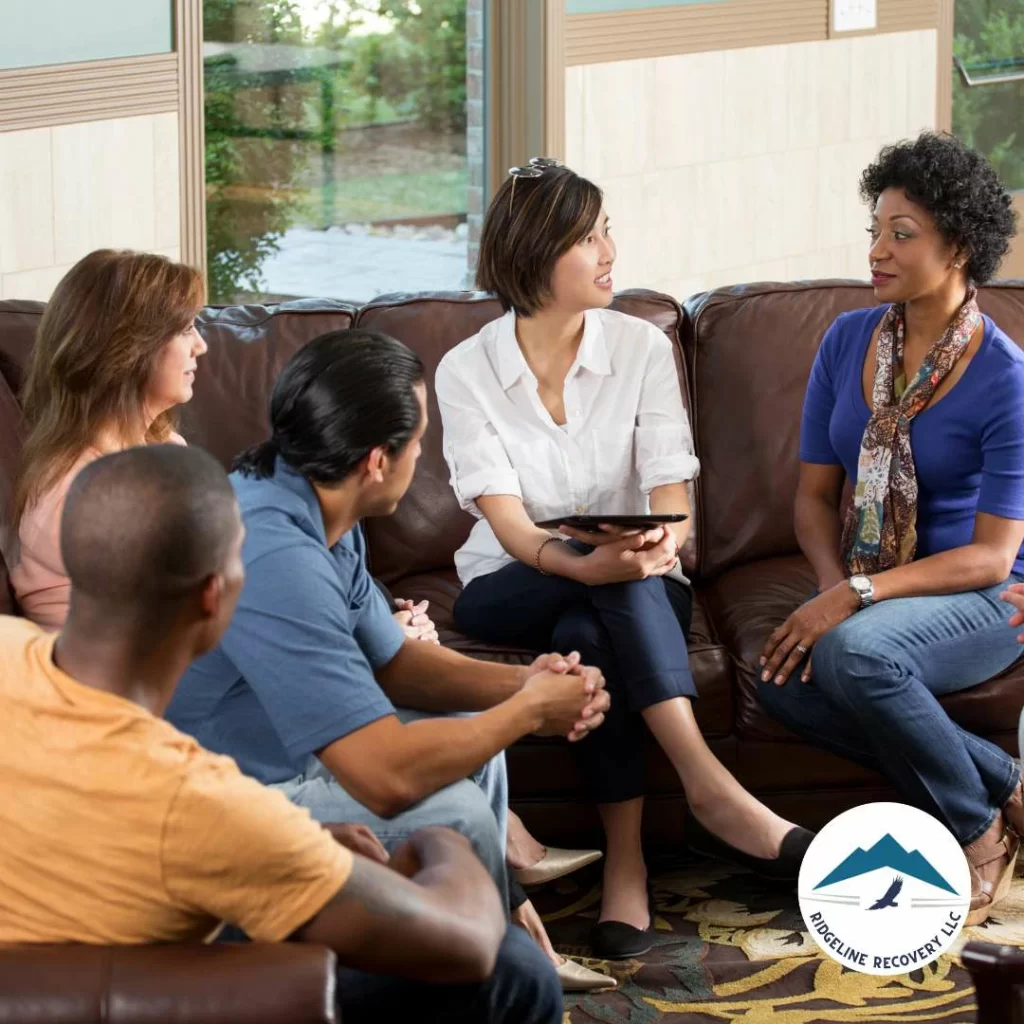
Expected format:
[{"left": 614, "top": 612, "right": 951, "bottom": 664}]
[{"left": 867, "top": 875, "right": 903, "bottom": 910}]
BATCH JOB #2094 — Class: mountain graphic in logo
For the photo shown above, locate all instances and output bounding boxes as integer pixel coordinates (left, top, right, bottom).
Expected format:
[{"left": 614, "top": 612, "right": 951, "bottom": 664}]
[{"left": 813, "top": 833, "right": 958, "bottom": 894}]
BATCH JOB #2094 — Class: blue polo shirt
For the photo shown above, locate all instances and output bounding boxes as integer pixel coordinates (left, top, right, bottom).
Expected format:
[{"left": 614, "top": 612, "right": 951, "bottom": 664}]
[{"left": 166, "top": 457, "right": 404, "bottom": 784}]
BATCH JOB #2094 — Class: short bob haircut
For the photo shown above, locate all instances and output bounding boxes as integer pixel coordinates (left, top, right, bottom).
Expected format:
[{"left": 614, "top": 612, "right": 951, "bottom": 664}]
[
  {"left": 476, "top": 161, "right": 603, "bottom": 317},
  {"left": 859, "top": 132, "right": 1017, "bottom": 285}
]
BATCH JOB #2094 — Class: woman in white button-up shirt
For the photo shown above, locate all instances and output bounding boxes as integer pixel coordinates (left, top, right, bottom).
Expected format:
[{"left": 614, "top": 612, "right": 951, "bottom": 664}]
[{"left": 437, "top": 160, "right": 811, "bottom": 959}]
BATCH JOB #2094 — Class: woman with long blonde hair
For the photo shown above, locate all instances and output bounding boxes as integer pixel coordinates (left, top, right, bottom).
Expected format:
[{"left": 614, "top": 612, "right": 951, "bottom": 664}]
[{"left": 12, "top": 249, "right": 207, "bottom": 628}]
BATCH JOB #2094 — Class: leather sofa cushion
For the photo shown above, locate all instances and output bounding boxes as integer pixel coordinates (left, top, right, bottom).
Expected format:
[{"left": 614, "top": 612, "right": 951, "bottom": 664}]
[
  {"left": 0, "top": 943, "right": 338, "bottom": 1024},
  {"left": 391, "top": 568, "right": 735, "bottom": 738},
  {"left": 358, "top": 289, "right": 697, "bottom": 586},
  {"left": 703, "top": 553, "right": 1024, "bottom": 746},
  {"left": 685, "top": 280, "right": 1024, "bottom": 580}
]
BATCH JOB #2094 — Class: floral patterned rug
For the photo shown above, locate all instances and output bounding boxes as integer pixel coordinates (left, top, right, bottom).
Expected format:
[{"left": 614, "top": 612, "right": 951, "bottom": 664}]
[{"left": 534, "top": 854, "right": 1024, "bottom": 1023}]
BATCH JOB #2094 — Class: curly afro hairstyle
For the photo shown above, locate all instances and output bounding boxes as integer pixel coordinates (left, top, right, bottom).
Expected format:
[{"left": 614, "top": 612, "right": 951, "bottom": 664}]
[{"left": 859, "top": 132, "right": 1017, "bottom": 284}]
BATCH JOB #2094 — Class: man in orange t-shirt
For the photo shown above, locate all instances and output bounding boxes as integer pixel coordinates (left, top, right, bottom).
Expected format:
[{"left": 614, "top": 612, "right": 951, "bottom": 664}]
[{"left": 0, "top": 445, "right": 560, "bottom": 1024}]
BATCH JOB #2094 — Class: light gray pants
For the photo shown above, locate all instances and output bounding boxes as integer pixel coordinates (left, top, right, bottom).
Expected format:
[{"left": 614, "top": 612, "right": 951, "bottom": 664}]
[{"left": 271, "top": 708, "right": 509, "bottom": 906}]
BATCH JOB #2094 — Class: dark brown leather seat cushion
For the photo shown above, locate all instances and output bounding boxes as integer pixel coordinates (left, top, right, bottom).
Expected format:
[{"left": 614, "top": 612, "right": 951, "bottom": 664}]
[
  {"left": 704, "top": 553, "right": 1024, "bottom": 751},
  {"left": 393, "top": 568, "right": 735, "bottom": 738}
]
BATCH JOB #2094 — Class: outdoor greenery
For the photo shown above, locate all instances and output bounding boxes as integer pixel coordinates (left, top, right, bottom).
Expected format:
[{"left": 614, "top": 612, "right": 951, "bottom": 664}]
[
  {"left": 302, "top": 168, "right": 468, "bottom": 224},
  {"left": 953, "top": 0, "right": 1024, "bottom": 192},
  {"left": 204, "top": 0, "right": 468, "bottom": 302}
]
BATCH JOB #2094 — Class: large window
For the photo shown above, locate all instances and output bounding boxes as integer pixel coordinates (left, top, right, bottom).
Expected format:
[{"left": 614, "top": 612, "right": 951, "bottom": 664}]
[{"left": 203, "top": 0, "right": 475, "bottom": 304}]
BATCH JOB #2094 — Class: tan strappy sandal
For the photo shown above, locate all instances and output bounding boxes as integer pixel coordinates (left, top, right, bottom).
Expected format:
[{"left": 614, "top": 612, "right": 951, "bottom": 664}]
[{"left": 964, "top": 811, "right": 1019, "bottom": 926}]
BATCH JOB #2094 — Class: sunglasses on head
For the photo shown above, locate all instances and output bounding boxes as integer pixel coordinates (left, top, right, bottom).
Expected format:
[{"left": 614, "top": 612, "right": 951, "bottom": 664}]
[{"left": 508, "top": 157, "right": 564, "bottom": 212}]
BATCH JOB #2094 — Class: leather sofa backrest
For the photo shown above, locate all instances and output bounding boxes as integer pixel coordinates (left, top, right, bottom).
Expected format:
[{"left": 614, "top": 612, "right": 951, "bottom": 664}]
[
  {"left": 0, "top": 301, "right": 43, "bottom": 614},
  {"left": 187, "top": 300, "right": 358, "bottom": 467},
  {"left": 0, "top": 373, "right": 21, "bottom": 614},
  {"left": 0, "top": 300, "right": 45, "bottom": 397},
  {"left": 0, "top": 297, "right": 361, "bottom": 475},
  {"left": 355, "top": 289, "right": 693, "bottom": 584},
  {"left": 685, "top": 279, "right": 1024, "bottom": 579},
  {"left": 355, "top": 292, "right": 504, "bottom": 583},
  {"left": 0, "top": 298, "right": 358, "bottom": 613},
  {"left": 0, "top": 290, "right": 688, "bottom": 602}
]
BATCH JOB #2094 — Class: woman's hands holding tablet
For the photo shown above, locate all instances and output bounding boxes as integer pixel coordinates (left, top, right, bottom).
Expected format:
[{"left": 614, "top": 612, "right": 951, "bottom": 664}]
[{"left": 566, "top": 525, "right": 679, "bottom": 584}]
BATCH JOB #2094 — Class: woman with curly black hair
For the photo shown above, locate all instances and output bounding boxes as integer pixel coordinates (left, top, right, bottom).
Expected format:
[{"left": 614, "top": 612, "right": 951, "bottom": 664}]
[{"left": 757, "top": 132, "right": 1024, "bottom": 925}]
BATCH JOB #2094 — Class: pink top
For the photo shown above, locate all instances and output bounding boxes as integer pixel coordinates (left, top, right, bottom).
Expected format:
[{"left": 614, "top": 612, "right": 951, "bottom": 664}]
[{"left": 11, "top": 433, "right": 186, "bottom": 630}]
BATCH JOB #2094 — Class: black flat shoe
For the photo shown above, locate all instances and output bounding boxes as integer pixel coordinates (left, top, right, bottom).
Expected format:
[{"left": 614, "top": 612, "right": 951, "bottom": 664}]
[
  {"left": 591, "top": 884, "right": 655, "bottom": 960},
  {"left": 685, "top": 817, "right": 815, "bottom": 880},
  {"left": 591, "top": 918, "right": 653, "bottom": 960}
]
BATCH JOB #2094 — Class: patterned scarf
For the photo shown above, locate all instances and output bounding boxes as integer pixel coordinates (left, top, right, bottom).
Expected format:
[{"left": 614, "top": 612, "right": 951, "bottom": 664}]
[{"left": 841, "top": 288, "right": 982, "bottom": 574}]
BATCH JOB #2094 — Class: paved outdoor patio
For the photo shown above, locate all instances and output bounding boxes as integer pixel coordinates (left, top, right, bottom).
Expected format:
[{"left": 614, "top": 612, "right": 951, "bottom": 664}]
[{"left": 260, "top": 226, "right": 470, "bottom": 302}]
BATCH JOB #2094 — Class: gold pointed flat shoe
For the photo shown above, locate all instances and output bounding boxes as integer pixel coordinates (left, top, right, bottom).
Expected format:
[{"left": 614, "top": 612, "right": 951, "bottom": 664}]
[
  {"left": 556, "top": 958, "right": 618, "bottom": 992},
  {"left": 514, "top": 847, "right": 602, "bottom": 886}
]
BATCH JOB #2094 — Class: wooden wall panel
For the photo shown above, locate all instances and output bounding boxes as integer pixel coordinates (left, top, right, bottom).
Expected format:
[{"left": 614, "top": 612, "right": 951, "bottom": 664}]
[
  {"left": 878, "top": 0, "right": 937, "bottom": 33},
  {"left": 0, "top": 54, "right": 177, "bottom": 133},
  {"left": 565, "top": 0, "right": 825, "bottom": 65},
  {"left": 565, "top": 0, "right": 940, "bottom": 66}
]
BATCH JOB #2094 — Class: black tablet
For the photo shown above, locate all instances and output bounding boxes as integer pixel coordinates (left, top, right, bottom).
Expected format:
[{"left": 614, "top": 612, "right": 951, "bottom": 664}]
[{"left": 535, "top": 513, "right": 689, "bottom": 531}]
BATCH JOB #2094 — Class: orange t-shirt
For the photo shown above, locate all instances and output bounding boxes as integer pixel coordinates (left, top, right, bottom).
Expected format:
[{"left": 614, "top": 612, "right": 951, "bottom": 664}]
[
  {"left": 0, "top": 616, "right": 352, "bottom": 945},
  {"left": 11, "top": 434, "right": 187, "bottom": 631}
]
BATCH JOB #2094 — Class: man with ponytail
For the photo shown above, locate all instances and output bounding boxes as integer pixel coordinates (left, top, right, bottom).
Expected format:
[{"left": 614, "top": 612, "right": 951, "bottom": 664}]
[{"left": 166, "top": 329, "right": 610, "bottom": 986}]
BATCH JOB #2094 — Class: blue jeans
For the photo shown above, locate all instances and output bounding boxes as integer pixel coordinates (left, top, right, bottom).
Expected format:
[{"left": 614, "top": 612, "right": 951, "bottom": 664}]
[
  {"left": 271, "top": 708, "right": 509, "bottom": 908},
  {"left": 757, "top": 575, "right": 1024, "bottom": 844},
  {"left": 335, "top": 925, "right": 561, "bottom": 1023}
]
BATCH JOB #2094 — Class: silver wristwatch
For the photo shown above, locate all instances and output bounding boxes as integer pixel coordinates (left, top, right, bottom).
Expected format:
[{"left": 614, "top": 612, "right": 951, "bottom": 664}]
[{"left": 848, "top": 574, "right": 876, "bottom": 609}]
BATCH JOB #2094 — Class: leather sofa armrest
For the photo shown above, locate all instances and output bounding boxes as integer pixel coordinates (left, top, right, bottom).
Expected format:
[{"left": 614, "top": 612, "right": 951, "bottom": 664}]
[
  {"left": 962, "top": 940, "right": 1024, "bottom": 1024},
  {"left": 0, "top": 943, "right": 338, "bottom": 1024}
]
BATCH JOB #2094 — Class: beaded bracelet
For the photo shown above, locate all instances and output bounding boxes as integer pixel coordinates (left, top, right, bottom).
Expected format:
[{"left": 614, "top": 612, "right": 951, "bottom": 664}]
[{"left": 535, "top": 536, "right": 561, "bottom": 576}]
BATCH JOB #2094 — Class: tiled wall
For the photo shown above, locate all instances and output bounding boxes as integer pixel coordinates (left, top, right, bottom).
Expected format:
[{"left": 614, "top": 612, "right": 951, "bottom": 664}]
[
  {"left": 565, "top": 30, "right": 938, "bottom": 298},
  {"left": 0, "top": 112, "right": 180, "bottom": 300}
]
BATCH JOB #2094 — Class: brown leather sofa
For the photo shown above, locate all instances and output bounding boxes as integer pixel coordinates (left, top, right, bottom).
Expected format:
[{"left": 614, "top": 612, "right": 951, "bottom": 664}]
[
  {"left": 963, "top": 940, "right": 1024, "bottom": 1022},
  {"left": 2, "top": 280, "right": 1024, "bottom": 1017},
  {"left": 0, "top": 944, "right": 338, "bottom": 1023}
]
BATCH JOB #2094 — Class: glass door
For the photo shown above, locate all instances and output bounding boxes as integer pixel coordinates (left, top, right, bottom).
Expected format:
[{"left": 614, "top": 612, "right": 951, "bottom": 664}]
[{"left": 952, "top": 0, "right": 1024, "bottom": 277}]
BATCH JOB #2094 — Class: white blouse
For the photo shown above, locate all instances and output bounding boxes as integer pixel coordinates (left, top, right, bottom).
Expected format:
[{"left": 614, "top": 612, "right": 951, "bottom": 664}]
[{"left": 435, "top": 307, "right": 700, "bottom": 586}]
